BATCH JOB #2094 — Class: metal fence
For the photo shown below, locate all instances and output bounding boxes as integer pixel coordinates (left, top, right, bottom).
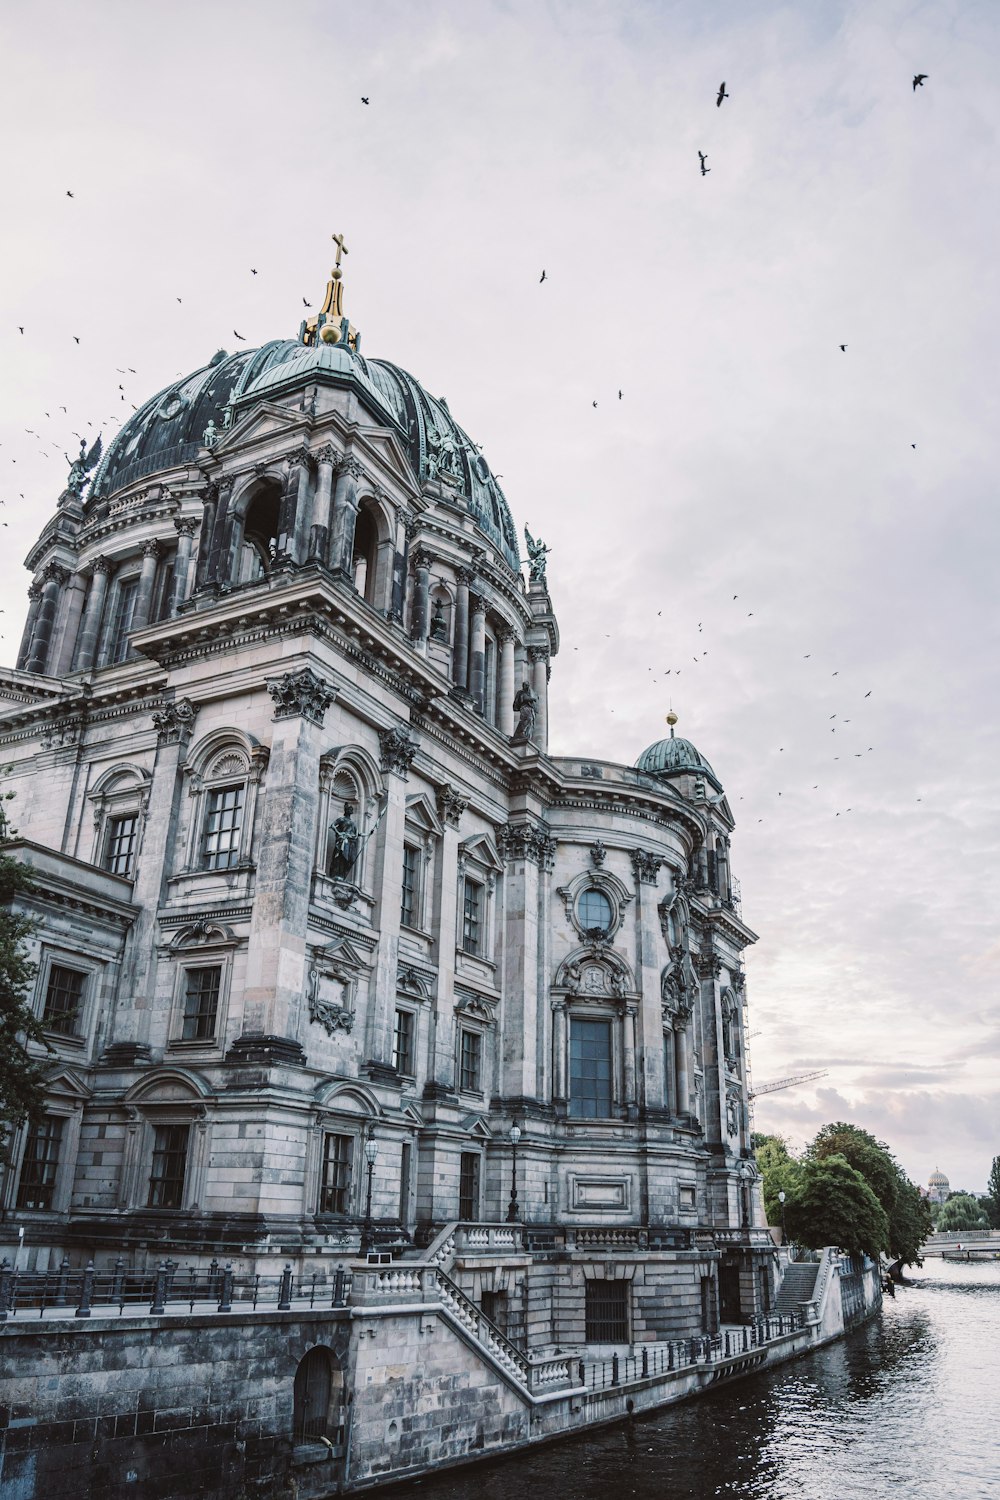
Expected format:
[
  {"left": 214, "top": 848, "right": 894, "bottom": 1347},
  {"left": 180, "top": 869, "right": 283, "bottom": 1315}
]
[
  {"left": 0, "top": 1257, "right": 353, "bottom": 1322},
  {"left": 581, "top": 1313, "right": 805, "bottom": 1391}
]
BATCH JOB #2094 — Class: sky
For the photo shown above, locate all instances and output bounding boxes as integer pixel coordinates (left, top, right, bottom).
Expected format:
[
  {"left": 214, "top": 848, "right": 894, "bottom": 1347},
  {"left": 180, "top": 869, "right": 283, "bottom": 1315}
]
[{"left": 1, "top": 0, "right": 997, "bottom": 1192}]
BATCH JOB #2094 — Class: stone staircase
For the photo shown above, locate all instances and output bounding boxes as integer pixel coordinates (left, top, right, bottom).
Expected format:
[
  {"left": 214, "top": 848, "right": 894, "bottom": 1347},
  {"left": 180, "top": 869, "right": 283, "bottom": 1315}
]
[{"left": 774, "top": 1259, "right": 819, "bottom": 1314}]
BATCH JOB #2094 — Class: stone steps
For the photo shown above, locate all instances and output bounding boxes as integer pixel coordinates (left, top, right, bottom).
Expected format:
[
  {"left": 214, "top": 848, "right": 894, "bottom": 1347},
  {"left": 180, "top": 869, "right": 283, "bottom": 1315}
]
[{"left": 774, "top": 1260, "right": 819, "bottom": 1313}]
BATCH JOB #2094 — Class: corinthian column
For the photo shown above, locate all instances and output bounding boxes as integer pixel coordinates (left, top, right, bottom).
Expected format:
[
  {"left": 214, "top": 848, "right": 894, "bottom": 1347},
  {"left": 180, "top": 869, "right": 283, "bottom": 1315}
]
[
  {"left": 130, "top": 540, "right": 162, "bottom": 635},
  {"left": 498, "top": 627, "right": 516, "bottom": 735},
  {"left": 74, "top": 558, "right": 114, "bottom": 672},
  {"left": 469, "top": 592, "right": 487, "bottom": 713},
  {"left": 411, "top": 548, "right": 432, "bottom": 647},
  {"left": 453, "top": 568, "right": 473, "bottom": 690},
  {"left": 51, "top": 571, "right": 89, "bottom": 676},
  {"left": 26, "top": 564, "right": 69, "bottom": 674},
  {"left": 310, "top": 445, "right": 337, "bottom": 562},
  {"left": 530, "top": 647, "right": 549, "bottom": 751},
  {"left": 17, "top": 583, "right": 43, "bottom": 670},
  {"left": 171, "top": 517, "right": 199, "bottom": 613}
]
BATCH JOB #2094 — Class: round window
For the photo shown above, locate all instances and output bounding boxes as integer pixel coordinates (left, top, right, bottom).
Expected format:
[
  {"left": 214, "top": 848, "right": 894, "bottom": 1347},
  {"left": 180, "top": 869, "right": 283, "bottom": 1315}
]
[{"left": 578, "top": 887, "right": 613, "bottom": 934}]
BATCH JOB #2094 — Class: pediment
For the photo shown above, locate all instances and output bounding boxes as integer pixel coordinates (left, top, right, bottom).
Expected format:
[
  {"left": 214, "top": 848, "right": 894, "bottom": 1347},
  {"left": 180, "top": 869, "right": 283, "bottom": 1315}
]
[
  {"left": 461, "top": 1114, "right": 492, "bottom": 1140},
  {"left": 405, "top": 792, "right": 443, "bottom": 839},
  {"left": 356, "top": 427, "right": 419, "bottom": 492},
  {"left": 455, "top": 990, "right": 496, "bottom": 1025},
  {"left": 459, "top": 833, "right": 503, "bottom": 874},
  {"left": 209, "top": 401, "right": 302, "bottom": 456},
  {"left": 401, "top": 1101, "right": 424, "bottom": 1127},
  {"left": 311, "top": 936, "right": 370, "bottom": 975},
  {"left": 43, "top": 1067, "right": 91, "bottom": 1103}
]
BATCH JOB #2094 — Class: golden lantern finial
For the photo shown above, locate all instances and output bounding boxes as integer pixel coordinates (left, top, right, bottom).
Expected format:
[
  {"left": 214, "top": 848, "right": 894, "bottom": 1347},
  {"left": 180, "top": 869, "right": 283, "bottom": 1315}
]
[
  {"left": 302, "top": 233, "right": 359, "bottom": 350},
  {"left": 665, "top": 707, "right": 678, "bottom": 739}
]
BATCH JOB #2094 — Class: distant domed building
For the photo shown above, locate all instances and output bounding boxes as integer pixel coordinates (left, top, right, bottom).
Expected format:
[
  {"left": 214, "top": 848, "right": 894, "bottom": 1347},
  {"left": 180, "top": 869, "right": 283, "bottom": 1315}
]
[
  {"left": 928, "top": 1168, "right": 950, "bottom": 1205},
  {"left": 0, "top": 244, "right": 769, "bottom": 1348}
]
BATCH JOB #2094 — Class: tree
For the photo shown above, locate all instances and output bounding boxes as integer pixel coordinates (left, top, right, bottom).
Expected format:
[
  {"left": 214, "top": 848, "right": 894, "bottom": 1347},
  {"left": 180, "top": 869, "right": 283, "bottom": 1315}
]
[
  {"left": 0, "top": 850, "right": 50, "bottom": 1146},
  {"left": 783, "top": 1153, "right": 889, "bottom": 1260},
  {"left": 809, "top": 1121, "right": 931, "bottom": 1267},
  {"left": 752, "top": 1132, "right": 800, "bottom": 1227},
  {"left": 936, "top": 1193, "right": 989, "bottom": 1232},
  {"left": 986, "top": 1157, "right": 1000, "bottom": 1229}
]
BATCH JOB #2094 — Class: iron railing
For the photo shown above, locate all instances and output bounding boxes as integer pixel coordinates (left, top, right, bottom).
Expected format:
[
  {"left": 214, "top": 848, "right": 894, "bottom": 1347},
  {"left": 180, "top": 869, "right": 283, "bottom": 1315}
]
[
  {"left": 580, "top": 1314, "right": 804, "bottom": 1391},
  {"left": 0, "top": 1256, "right": 353, "bottom": 1322}
]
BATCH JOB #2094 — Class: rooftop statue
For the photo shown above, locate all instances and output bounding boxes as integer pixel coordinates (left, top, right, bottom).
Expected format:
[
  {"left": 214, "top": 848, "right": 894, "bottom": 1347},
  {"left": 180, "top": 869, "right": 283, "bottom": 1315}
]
[
  {"left": 524, "top": 526, "right": 550, "bottom": 585},
  {"left": 63, "top": 435, "right": 102, "bottom": 498},
  {"left": 512, "top": 678, "right": 538, "bottom": 743}
]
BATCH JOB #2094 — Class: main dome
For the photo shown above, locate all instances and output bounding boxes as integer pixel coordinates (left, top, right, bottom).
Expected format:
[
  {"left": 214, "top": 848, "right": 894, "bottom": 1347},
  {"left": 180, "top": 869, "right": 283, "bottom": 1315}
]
[{"left": 89, "top": 337, "right": 521, "bottom": 570}]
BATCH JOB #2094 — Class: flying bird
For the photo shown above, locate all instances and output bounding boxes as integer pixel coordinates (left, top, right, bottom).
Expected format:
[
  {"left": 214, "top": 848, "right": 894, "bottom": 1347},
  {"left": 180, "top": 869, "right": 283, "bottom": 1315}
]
[
  {"left": 539, "top": 270, "right": 547, "bottom": 283},
  {"left": 592, "top": 401, "right": 598, "bottom": 408},
  {"left": 839, "top": 345, "right": 847, "bottom": 352},
  {"left": 302, "top": 298, "right": 312, "bottom": 307},
  {"left": 234, "top": 330, "right": 247, "bottom": 340},
  {"left": 913, "top": 73, "right": 927, "bottom": 90},
  {"left": 698, "top": 151, "right": 710, "bottom": 176},
  {"left": 716, "top": 82, "right": 729, "bottom": 107},
  {"left": 618, "top": 389, "right": 622, "bottom": 399},
  {"left": 18, "top": 326, "right": 23, "bottom": 334},
  {"left": 66, "top": 190, "right": 74, "bottom": 198},
  {"left": 251, "top": 268, "right": 257, "bottom": 275},
  {"left": 864, "top": 690, "right": 872, "bottom": 698},
  {"left": 73, "top": 336, "right": 80, "bottom": 343},
  {"left": 361, "top": 96, "right": 370, "bottom": 104}
]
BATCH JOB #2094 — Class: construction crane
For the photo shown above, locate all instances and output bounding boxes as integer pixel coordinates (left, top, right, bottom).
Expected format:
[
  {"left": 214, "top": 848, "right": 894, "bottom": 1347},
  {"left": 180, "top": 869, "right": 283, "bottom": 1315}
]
[{"left": 750, "top": 1069, "right": 828, "bottom": 1100}]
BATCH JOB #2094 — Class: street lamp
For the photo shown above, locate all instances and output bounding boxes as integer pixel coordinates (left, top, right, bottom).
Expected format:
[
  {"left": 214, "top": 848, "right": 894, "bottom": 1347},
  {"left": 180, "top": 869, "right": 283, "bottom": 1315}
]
[
  {"left": 505, "top": 1121, "right": 522, "bottom": 1223},
  {"left": 359, "top": 1131, "right": 379, "bottom": 1256},
  {"left": 778, "top": 1189, "right": 786, "bottom": 1244}
]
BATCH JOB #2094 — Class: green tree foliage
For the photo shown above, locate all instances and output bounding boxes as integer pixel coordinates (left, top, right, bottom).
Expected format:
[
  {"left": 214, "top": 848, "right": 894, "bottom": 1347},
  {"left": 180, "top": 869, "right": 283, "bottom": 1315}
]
[
  {"left": 0, "top": 851, "right": 50, "bottom": 1144},
  {"left": 986, "top": 1156, "right": 1000, "bottom": 1229},
  {"left": 808, "top": 1120, "right": 931, "bottom": 1266},
  {"left": 936, "top": 1193, "right": 989, "bottom": 1232},
  {"left": 751, "top": 1132, "right": 799, "bottom": 1227},
  {"left": 782, "top": 1153, "right": 890, "bottom": 1260}
]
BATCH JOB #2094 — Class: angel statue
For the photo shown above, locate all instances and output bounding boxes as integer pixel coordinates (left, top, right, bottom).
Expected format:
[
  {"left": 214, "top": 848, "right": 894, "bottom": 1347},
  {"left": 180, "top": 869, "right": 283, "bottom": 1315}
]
[
  {"left": 63, "top": 435, "right": 102, "bottom": 498},
  {"left": 524, "top": 526, "right": 550, "bottom": 585}
]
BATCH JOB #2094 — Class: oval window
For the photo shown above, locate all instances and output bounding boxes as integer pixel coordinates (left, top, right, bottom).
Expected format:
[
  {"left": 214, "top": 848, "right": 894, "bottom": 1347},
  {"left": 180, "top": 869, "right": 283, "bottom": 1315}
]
[{"left": 578, "top": 888, "right": 613, "bottom": 934}]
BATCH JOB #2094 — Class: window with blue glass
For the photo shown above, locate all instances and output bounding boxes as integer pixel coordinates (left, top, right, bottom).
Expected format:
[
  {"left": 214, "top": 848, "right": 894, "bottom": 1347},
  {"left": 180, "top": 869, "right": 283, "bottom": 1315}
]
[
  {"left": 569, "top": 1018, "right": 613, "bottom": 1118},
  {"left": 577, "top": 887, "right": 613, "bottom": 935}
]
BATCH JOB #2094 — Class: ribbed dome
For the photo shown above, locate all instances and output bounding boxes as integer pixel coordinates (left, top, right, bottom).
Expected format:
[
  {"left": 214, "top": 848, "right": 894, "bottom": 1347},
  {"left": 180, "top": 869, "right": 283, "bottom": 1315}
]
[
  {"left": 637, "top": 733, "right": 716, "bottom": 778},
  {"left": 89, "top": 337, "right": 521, "bottom": 570},
  {"left": 928, "top": 1169, "right": 949, "bottom": 1186}
]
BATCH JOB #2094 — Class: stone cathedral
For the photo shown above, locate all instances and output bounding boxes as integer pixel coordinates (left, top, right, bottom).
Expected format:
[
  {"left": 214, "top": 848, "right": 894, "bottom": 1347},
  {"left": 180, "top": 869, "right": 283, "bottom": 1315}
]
[{"left": 0, "top": 246, "right": 771, "bottom": 1340}]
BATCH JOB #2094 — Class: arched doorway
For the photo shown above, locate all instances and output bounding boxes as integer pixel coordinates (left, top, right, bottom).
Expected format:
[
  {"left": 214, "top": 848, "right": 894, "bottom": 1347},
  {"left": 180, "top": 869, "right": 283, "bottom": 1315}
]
[{"left": 292, "top": 1345, "right": 346, "bottom": 1446}]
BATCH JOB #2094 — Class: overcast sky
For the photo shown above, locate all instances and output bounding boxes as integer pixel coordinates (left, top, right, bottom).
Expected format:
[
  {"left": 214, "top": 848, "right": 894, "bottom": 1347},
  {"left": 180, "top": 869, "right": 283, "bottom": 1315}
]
[{"left": 1, "top": 0, "right": 997, "bottom": 1192}]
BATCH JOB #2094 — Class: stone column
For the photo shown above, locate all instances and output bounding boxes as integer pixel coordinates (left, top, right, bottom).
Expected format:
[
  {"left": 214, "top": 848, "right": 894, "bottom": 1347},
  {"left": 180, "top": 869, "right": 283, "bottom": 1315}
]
[
  {"left": 195, "top": 483, "right": 218, "bottom": 587},
  {"left": 171, "top": 517, "right": 199, "bottom": 613},
  {"left": 329, "top": 459, "right": 361, "bottom": 575},
  {"left": 309, "top": 445, "right": 337, "bottom": 562},
  {"left": 552, "top": 1000, "right": 568, "bottom": 1105},
  {"left": 429, "top": 785, "right": 469, "bottom": 1093},
  {"left": 529, "top": 647, "right": 549, "bottom": 751},
  {"left": 26, "top": 564, "right": 69, "bottom": 674},
  {"left": 241, "top": 669, "right": 337, "bottom": 1044},
  {"left": 108, "top": 698, "right": 198, "bottom": 1054},
  {"left": 411, "top": 548, "right": 432, "bottom": 648},
  {"left": 622, "top": 1002, "right": 638, "bottom": 1117},
  {"left": 498, "top": 819, "right": 555, "bottom": 1101},
  {"left": 73, "top": 558, "right": 113, "bottom": 672},
  {"left": 16, "top": 583, "right": 43, "bottom": 670},
  {"left": 699, "top": 951, "right": 725, "bottom": 1147},
  {"left": 291, "top": 449, "right": 314, "bottom": 563},
  {"left": 498, "top": 628, "right": 516, "bottom": 736},
  {"left": 453, "top": 568, "right": 473, "bottom": 690},
  {"left": 365, "top": 725, "right": 418, "bottom": 1076},
  {"left": 206, "top": 479, "right": 233, "bottom": 586},
  {"left": 51, "top": 571, "right": 89, "bottom": 676},
  {"left": 469, "top": 592, "right": 487, "bottom": 713},
  {"left": 675, "top": 1022, "right": 691, "bottom": 1114},
  {"left": 129, "top": 540, "right": 161, "bottom": 635}
]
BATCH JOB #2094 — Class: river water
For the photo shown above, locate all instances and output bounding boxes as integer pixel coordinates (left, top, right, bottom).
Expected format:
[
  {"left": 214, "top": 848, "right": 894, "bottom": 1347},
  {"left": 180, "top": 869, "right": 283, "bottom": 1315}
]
[{"left": 385, "top": 1259, "right": 1000, "bottom": 1500}]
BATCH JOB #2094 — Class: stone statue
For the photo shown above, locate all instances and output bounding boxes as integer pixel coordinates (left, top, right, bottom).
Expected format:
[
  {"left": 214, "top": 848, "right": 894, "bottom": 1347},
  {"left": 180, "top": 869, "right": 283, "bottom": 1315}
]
[
  {"left": 429, "top": 597, "right": 449, "bottom": 641},
  {"left": 524, "top": 526, "right": 550, "bottom": 585},
  {"left": 511, "top": 679, "right": 538, "bottom": 743},
  {"left": 203, "top": 419, "right": 219, "bottom": 449},
  {"left": 328, "top": 802, "right": 360, "bottom": 878},
  {"left": 63, "top": 435, "right": 102, "bottom": 498}
]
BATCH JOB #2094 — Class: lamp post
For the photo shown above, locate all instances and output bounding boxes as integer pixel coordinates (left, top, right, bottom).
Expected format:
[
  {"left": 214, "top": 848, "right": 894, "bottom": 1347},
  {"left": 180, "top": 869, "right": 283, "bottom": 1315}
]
[
  {"left": 360, "top": 1131, "right": 379, "bottom": 1256},
  {"left": 505, "top": 1121, "right": 522, "bottom": 1223},
  {"left": 778, "top": 1189, "right": 786, "bottom": 1244}
]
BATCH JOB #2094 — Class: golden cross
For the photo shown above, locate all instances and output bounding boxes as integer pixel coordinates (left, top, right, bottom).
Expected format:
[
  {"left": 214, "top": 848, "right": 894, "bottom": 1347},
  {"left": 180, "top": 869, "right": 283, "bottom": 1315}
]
[{"left": 331, "top": 232, "right": 349, "bottom": 268}]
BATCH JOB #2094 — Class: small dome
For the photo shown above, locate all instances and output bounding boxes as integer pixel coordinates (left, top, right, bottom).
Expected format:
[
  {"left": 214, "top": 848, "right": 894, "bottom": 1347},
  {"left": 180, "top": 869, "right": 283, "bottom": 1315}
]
[
  {"left": 928, "top": 1169, "right": 949, "bottom": 1186},
  {"left": 637, "top": 734, "right": 716, "bottom": 779}
]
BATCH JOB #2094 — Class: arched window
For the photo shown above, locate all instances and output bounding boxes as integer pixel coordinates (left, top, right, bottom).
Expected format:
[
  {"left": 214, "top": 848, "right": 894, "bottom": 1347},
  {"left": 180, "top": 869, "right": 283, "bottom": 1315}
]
[
  {"left": 293, "top": 1346, "right": 345, "bottom": 1446},
  {"left": 578, "top": 887, "right": 613, "bottom": 936},
  {"left": 237, "top": 484, "right": 281, "bottom": 583},
  {"left": 352, "top": 507, "right": 378, "bottom": 603}
]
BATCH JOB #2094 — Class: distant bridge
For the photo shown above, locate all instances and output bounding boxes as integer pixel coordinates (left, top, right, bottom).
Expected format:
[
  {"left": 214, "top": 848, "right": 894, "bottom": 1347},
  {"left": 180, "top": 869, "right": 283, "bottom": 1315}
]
[{"left": 920, "top": 1231, "right": 1000, "bottom": 1260}]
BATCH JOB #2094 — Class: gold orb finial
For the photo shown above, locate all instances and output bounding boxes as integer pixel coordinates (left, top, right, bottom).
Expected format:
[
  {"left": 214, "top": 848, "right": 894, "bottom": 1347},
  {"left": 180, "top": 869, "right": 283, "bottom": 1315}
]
[{"left": 665, "top": 708, "right": 678, "bottom": 739}]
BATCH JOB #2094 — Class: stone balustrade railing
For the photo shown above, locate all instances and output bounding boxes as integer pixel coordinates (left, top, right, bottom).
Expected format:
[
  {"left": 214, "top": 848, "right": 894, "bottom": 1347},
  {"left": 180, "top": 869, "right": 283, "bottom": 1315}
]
[{"left": 454, "top": 1223, "right": 524, "bottom": 1254}]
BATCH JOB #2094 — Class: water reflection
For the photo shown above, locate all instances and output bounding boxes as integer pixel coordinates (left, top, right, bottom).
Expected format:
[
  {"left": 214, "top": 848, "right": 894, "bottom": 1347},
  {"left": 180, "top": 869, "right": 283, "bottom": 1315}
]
[{"left": 381, "top": 1261, "right": 1000, "bottom": 1500}]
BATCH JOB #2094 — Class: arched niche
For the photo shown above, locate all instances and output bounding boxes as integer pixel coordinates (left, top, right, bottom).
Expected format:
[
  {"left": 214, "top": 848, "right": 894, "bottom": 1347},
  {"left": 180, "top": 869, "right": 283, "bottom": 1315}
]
[
  {"left": 228, "top": 476, "right": 283, "bottom": 584},
  {"left": 351, "top": 494, "right": 396, "bottom": 613}
]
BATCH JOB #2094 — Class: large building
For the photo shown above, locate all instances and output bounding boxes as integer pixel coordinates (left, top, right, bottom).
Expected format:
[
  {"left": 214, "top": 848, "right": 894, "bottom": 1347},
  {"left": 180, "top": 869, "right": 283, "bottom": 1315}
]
[{"left": 0, "top": 248, "right": 769, "bottom": 1340}]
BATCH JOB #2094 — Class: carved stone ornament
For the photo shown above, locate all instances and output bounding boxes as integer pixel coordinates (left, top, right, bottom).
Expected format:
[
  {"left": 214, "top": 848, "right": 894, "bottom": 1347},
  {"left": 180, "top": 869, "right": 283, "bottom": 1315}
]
[
  {"left": 267, "top": 667, "right": 336, "bottom": 726},
  {"left": 726, "top": 1092, "right": 741, "bottom": 1138},
  {"left": 590, "top": 841, "right": 607, "bottom": 868},
  {"left": 697, "top": 951, "right": 724, "bottom": 980},
  {"left": 580, "top": 764, "right": 604, "bottom": 780},
  {"left": 455, "top": 992, "right": 496, "bottom": 1025},
  {"left": 436, "top": 783, "right": 469, "bottom": 829},
  {"left": 307, "top": 946, "right": 356, "bottom": 1035},
  {"left": 630, "top": 849, "right": 664, "bottom": 885},
  {"left": 378, "top": 724, "right": 417, "bottom": 777},
  {"left": 174, "top": 516, "right": 199, "bottom": 538},
  {"left": 152, "top": 697, "right": 196, "bottom": 745},
  {"left": 497, "top": 820, "right": 556, "bottom": 870}
]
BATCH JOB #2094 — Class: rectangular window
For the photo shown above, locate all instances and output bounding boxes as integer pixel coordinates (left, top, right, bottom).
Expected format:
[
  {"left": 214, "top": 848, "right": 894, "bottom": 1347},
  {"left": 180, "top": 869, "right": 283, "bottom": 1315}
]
[
  {"left": 484, "top": 637, "right": 496, "bottom": 726},
  {"left": 400, "top": 843, "right": 420, "bottom": 928},
  {"left": 16, "top": 1116, "right": 64, "bottom": 1210},
  {"left": 181, "top": 966, "right": 222, "bottom": 1041},
  {"left": 459, "top": 1029, "right": 483, "bottom": 1093},
  {"left": 202, "top": 784, "right": 245, "bottom": 870},
  {"left": 393, "top": 1007, "right": 415, "bottom": 1076},
  {"left": 569, "top": 1018, "right": 613, "bottom": 1118},
  {"left": 147, "top": 1123, "right": 189, "bottom": 1209},
  {"left": 103, "top": 813, "right": 138, "bottom": 877},
  {"left": 319, "top": 1133, "right": 354, "bottom": 1215},
  {"left": 107, "top": 577, "right": 139, "bottom": 665},
  {"left": 462, "top": 878, "right": 483, "bottom": 955},
  {"left": 585, "top": 1280, "right": 629, "bottom": 1343},
  {"left": 459, "top": 1151, "right": 481, "bottom": 1220},
  {"left": 399, "top": 1141, "right": 412, "bottom": 1223},
  {"left": 41, "top": 964, "right": 86, "bottom": 1036}
]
